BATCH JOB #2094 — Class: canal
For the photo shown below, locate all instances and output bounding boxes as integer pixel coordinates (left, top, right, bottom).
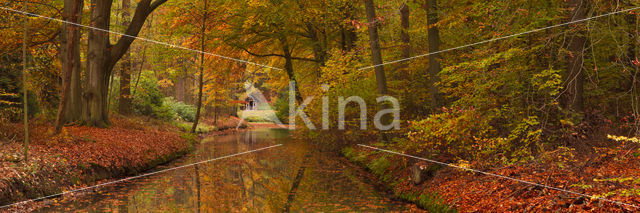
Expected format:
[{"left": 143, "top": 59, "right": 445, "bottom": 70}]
[{"left": 38, "top": 128, "right": 419, "bottom": 212}]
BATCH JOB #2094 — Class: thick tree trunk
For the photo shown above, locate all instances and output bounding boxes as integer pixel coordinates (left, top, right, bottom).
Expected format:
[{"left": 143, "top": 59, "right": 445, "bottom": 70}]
[
  {"left": 363, "top": 0, "right": 389, "bottom": 96},
  {"left": 192, "top": 0, "right": 207, "bottom": 133},
  {"left": 426, "top": 0, "right": 443, "bottom": 109},
  {"left": 118, "top": 0, "right": 132, "bottom": 115},
  {"left": 564, "top": 0, "right": 587, "bottom": 113},
  {"left": 84, "top": 0, "right": 111, "bottom": 127},
  {"left": 83, "top": 0, "right": 166, "bottom": 127},
  {"left": 62, "top": 0, "right": 83, "bottom": 123},
  {"left": 55, "top": 0, "right": 82, "bottom": 133}
]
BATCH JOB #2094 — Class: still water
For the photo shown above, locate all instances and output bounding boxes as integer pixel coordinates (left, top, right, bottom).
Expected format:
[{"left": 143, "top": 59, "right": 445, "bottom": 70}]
[{"left": 38, "top": 128, "right": 417, "bottom": 212}]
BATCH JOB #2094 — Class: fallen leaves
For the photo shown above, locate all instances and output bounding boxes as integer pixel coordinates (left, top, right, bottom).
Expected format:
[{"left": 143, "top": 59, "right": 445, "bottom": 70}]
[
  {"left": 350, "top": 142, "right": 640, "bottom": 212},
  {"left": 0, "top": 116, "right": 191, "bottom": 209}
]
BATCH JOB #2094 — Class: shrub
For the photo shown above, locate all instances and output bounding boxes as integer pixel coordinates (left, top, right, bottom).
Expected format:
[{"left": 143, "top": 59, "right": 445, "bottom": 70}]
[
  {"left": 406, "top": 107, "right": 543, "bottom": 164},
  {"left": 152, "top": 103, "right": 176, "bottom": 121},
  {"left": 406, "top": 107, "right": 500, "bottom": 161},
  {"left": 132, "top": 74, "right": 175, "bottom": 121},
  {"left": 274, "top": 91, "right": 290, "bottom": 124},
  {"left": 165, "top": 97, "right": 196, "bottom": 122}
]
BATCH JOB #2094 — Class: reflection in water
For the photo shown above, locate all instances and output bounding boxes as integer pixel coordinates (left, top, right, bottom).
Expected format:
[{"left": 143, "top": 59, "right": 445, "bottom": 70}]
[{"left": 38, "top": 129, "right": 415, "bottom": 212}]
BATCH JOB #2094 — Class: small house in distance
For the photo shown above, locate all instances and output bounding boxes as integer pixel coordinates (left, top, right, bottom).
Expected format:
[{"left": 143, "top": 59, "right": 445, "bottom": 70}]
[
  {"left": 237, "top": 82, "right": 270, "bottom": 111},
  {"left": 235, "top": 82, "right": 281, "bottom": 124}
]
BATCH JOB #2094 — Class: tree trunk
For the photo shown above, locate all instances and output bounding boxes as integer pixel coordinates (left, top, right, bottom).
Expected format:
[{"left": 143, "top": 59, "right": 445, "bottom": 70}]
[
  {"left": 118, "top": 0, "right": 132, "bottom": 115},
  {"left": 55, "top": 0, "right": 82, "bottom": 133},
  {"left": 84, "top": 0, "right": 111, "bottom": 127},
  {"left": 363, "top": 0, "right": 389, "bottom": 96},
  {"left": 426, "top": 0, "right": 443, "bottom": 109},
  {"left": 628, "top": 8, "right": 640, "bottom": 134},
  {"left": 399, "top": 3, "right": 411, "bottom": 59},
  {"left": 364, "top": 0, "right": 391, "bottom": 142},
  {"left": 192, "top": 0, "right": 207, "bottom": 133},
  {"left": 305, "top": 23, "right": 326, "bottom": 67},
  {"left": 22, "top": 0, "right": 29, "bottom": 162},
  {"left": 564, "top": 0, "right": 587, "bottom": 113},
  {"left": 281, "top": 38, "right": 304, "bottom": 105},
  {"left": 341, "top": 2, "right": 357, "bottom": 52},
  {"left": 83, "top": 0, "right": 167, "bottom": 127},
  {"left": 399, "top": 2, "right": 416, "bottom": 114},
  {"left": 62, "top": 0, "right": 83, "bottom": 123}
]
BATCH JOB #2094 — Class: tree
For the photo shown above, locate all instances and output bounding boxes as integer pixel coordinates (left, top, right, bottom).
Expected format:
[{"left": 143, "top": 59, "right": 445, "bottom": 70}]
[
  {"left": 191, "top": 0, "right": 208, "bottom": 133},
  {"left": 399, "top": 3, "right": 411, "bottom": 59},
  {"left": 339, "top": 1, "right": 358, "bottom": 52},
  {"left": 55, "top": 0, "right": 83, "bottom": 133},
  {"left": 118, "top": 0, "right": 133, "bottom": 115},
  {"left": 425, "top": 0, "right": 443, "bottom": 109},
  {"left": 564, "top": 0, "right": 588, "bottom": 113},
  {"left": 22, "top": 0, "right": 29, "bottom": 162},
  {"left": 61, "top": 0, "right": 84, "bottom": 124},
  {"left": 83, "top": 0, "right": 167, "bottom": 127},
  {"left": 363, "top": 0, "right": 389, "bottom": 96}
]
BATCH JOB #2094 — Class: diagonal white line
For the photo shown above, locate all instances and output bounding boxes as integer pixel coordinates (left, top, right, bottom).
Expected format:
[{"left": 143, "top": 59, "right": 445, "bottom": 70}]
[
  {"left": 358, "top": 6, "right": 640, "bottom": 70},
  {"left": 0, "top": 6, "right": 282, "bottom": 71},
  {"left": 357, "top": 144, "right": 640, "bottom": 209},
  {"left": 0, "top": 144, "right": 283, "bottom": 210}
]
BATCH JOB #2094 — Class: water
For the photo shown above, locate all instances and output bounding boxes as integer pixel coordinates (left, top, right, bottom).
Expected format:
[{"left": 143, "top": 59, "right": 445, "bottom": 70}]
[{"left": 38, "top": 128, "right": 417, "bottom": 212}]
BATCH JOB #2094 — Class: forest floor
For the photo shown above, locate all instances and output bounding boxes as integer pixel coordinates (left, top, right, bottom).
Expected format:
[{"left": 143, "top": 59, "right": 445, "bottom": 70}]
[
  {"left": 0, "top": 115, "right": 244, "bottom": 212},
  {"left": 344, "top": 141, "right": 640, "bottom": 212}
]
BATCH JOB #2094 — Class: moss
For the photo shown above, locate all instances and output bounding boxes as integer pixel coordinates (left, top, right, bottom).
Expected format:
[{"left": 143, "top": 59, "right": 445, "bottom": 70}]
[
  {"left": 397, "top": 192, "right": 419, "bottom": 202},
  {"left": 342, "top": 147, "right": 356, "bottom": 160},
  {"left": 416, "top": 192, "right": 457, "bottom": 213},
  {"left": 180, "top": 133, "right": 199, "bottom": 147},
  {"left": 342, "top": 147, "right": 370, "bottom": 164},
  {"left": 367, "top": 155, "right": 390, "bottom": 177},
  {"left": 173, "top": 121, "right": 215, "bottom": 134}
]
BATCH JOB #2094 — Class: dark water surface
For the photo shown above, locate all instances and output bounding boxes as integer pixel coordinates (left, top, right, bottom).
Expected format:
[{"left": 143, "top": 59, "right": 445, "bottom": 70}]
[{"left": 38, "top": 128, "right": 416, "bottom": 212}]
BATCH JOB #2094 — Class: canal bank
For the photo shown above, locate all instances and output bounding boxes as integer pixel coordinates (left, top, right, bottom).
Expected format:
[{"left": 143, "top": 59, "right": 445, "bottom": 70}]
[{"left": 342, "top": 145, "right": 457, "bottom": 213}]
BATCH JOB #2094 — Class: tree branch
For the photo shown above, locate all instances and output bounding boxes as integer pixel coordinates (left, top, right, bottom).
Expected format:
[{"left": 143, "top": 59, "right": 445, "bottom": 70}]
[
  {"left": 240, "top": 47, "right": 318, "bottom": 62},
  {"left": 109, "top": 0, "right": 166, "bottom": 69}
]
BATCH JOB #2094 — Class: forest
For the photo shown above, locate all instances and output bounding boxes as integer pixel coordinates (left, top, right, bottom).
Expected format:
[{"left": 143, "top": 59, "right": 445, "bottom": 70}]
[{"left": 1, "top": 0, "right": 640, "bottom": 212}]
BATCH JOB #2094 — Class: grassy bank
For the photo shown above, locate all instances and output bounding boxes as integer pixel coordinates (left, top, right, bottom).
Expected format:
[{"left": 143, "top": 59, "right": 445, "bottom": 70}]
[
  {"left": 0, "top": 115, "right": 199, "bottom": 211},
  {"left": 173, "top": 116, "right": 247, "bottom": 134},
  {"left": 343, "top": 141, "right": 640, "bottom": 212},
  {"left": 342, "top": 145, "right": 457, "bottom": 212}
]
